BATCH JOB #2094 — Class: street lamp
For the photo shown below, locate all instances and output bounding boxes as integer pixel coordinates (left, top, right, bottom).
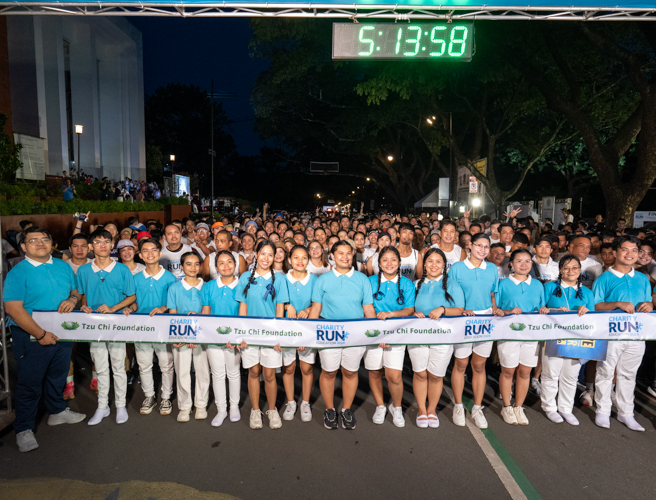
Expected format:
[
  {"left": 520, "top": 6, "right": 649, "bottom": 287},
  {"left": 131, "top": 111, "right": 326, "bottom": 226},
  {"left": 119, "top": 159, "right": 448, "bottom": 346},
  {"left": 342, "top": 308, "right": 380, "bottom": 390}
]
[
  {"left": 75, "top": 125, "right": 83, "bottom": 170},
  {"left": 387, "top": 155, "right": 394, "bottom": 161},
  {"left": 472, "top": 198, "right": 481, "bottom": 207},
  {"left": 316, "top": 193, "right": 321, "bottom": 198},
  {"left": 366, "top": 178, "right": 370, "bottom": 181}
]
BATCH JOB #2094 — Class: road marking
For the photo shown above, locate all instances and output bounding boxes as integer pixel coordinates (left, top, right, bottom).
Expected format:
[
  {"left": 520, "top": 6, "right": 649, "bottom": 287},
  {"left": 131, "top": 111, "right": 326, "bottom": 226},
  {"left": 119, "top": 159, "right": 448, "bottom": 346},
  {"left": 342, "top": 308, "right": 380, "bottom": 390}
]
[{"left": 443, "top": 385, "right": 541, "bottom": 500}]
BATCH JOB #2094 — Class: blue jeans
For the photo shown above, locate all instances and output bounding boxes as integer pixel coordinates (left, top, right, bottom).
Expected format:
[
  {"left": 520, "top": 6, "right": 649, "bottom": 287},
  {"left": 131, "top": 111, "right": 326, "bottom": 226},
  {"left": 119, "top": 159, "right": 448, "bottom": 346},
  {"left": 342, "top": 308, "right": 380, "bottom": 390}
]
[{"left": 11, "top": 326, "right": 72, "bottom": 433}]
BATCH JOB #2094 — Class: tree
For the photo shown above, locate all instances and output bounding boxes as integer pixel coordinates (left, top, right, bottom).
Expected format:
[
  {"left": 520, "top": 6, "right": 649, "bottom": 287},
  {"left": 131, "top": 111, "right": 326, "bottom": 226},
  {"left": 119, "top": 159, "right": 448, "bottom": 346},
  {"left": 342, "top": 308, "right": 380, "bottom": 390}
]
[
  {"left": 0, "top": 113, "right": 22, "bottom": 181},
  {"left": 506, "top": 23, "right": 656, "bottom": 225},
  {"left": 145, "top": 144, "right": 163, "bottom": 184},
  {"left": 145, "top": 84, "right": 236, "bottom": 195}
]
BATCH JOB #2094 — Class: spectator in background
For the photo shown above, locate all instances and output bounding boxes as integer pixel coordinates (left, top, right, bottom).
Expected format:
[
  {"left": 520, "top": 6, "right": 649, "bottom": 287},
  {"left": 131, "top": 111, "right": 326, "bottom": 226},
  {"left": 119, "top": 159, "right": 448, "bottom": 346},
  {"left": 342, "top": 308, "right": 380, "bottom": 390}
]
[
  {"left": 62, "top": 179, "right": 76, "bottom": 202},
  {"left": 101, "top": 177, "right": 112, "bottom": 200},
  {"left": 135, "top": 189, "right": 144, "bottom": 203}
]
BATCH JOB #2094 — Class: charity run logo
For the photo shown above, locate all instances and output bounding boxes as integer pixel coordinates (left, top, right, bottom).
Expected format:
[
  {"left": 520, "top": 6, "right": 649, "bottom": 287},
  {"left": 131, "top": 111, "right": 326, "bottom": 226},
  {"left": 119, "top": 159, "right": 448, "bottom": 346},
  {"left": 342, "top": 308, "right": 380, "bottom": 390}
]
[
  {"left": 169, "top": 318, "right": 201, "bottom": 340},
  {"left": 608, "top": 315, "right": 643, "bottom": 338},
  {"left": 464, "top": 318, "right": 495, "bottom": 339},
  {"left": 316, "top": 323, "right": 350, "bottom": 345}
]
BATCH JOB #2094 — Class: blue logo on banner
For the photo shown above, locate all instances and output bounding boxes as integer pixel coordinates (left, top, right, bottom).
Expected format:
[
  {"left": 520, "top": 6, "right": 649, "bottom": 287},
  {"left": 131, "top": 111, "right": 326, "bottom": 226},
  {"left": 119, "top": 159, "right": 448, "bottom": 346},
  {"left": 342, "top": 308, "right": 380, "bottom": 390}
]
[
  {"left": 169, "top": 318, "right": 201, "bottom": 340},
  {"left": 464, "top": 319, "right": 494, "bottom": 339},
  {"left": 316, "top": 324, "right": 349, "bottom": 345},
  {"left": 608, "top": 315, "right": 642, "bottom": 337}
]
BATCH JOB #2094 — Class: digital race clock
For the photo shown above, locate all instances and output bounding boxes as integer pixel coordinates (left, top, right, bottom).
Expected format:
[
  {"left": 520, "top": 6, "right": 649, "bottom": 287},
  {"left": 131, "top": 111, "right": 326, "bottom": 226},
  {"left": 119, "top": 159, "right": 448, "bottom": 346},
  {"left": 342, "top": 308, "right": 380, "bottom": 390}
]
[{"left": 332, "top": 22, "right": 474, "bottom": 61}]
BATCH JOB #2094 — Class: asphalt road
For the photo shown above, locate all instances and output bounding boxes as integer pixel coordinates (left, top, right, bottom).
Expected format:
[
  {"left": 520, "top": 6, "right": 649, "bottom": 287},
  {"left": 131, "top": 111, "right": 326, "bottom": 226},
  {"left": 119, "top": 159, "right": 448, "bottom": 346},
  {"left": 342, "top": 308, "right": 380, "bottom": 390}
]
[{"left": 1, "top": 343, "right": 655, "bottom": 500}]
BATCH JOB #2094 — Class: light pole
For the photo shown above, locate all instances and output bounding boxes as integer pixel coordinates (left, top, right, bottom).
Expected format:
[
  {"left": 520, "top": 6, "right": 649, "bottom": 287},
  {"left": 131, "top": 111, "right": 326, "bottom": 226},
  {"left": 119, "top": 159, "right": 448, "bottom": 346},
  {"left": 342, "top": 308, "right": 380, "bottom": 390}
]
[
  {"left": 75, "top": 125, "right": 83, "bottom": 172},
  {"left": 170, "top": 154, "right": 176, "bottom": 196}
]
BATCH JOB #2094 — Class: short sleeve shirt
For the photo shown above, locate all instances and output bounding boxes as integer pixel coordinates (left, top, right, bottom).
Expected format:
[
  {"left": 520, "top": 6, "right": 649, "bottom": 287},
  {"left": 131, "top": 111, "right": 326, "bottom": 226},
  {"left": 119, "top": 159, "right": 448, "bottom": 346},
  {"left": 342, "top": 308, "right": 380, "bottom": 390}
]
[
  {"left": 77, "top": 260, "right": 136, "bottom": 310},
  {"left": 369, "top": 275, "right": 416, "bottom": 313},
  {"left": 235, "top": 271, "right": 289, "bottom": 317},
  {"left": 312, "top": 268, "right": 373, "bottom": 320},
  {"left": 449, "top": 259, "right": 498, "bottom": 311},
  {"left": 414, "top": 277, "right": 465, "bottom": 316}
]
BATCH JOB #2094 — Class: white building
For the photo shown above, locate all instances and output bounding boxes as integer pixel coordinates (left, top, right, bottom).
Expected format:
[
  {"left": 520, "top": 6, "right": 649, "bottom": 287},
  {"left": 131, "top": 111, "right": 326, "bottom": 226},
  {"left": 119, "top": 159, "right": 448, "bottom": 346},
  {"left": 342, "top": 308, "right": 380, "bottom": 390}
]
[{"left": 7, "top": 16, "right": 145, "bottom": 182}]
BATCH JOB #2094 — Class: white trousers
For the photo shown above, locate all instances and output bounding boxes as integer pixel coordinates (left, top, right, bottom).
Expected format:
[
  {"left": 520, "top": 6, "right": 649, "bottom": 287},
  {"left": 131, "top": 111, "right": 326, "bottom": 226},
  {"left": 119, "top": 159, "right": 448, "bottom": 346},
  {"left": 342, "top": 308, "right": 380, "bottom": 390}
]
[
  {"left": 540, "top": 354, "right": 580, "bottom": 413},
  {"left": 595, "top": 341, "right": 645, "bottom": 417},
  {"left": 135, "top": 343, "right": 174, "bottom": 400},
  {"left": 90, "top": 342, "right": 127, "bottom": 409},
  {"left": 206, "top": 345, "right": 241, "bottom": 411},
  {"left": 172, "top": 345, "right": 210, "bottom": 411}
]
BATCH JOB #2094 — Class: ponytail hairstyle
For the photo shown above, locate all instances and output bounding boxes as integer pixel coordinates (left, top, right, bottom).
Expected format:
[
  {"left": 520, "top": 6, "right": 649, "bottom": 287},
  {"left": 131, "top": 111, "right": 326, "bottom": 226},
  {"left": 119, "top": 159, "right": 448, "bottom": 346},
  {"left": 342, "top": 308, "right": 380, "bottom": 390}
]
[
  {"left": 416, "top": 247, "right": 453, "bottom": 304},
  {"left": 507, "top": 248, "right": 533, "bottom": 273},
  {"left": 374, "top": 246, "right": 405, "bottom": 305},
  {"left": 243, "top": 240, "right": 277, "bottom": 299},
  {"left": 556, "top": 255, "right": 584, "bottom": 300},
  {"left": 180, "top": 251, "right": 201, "bottom": 267}
]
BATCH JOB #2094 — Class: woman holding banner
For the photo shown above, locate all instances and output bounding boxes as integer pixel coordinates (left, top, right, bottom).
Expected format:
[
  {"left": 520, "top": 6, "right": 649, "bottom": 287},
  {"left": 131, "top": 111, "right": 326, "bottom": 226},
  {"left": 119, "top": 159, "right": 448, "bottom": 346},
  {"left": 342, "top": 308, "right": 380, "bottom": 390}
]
[{"left": 540, "top": 255, "right": 596, "bottom": 426}]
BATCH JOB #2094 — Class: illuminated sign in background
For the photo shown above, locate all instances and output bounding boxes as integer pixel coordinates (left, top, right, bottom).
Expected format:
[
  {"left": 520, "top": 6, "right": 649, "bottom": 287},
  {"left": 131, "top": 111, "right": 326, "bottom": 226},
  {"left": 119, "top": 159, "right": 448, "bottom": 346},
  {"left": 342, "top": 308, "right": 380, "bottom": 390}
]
[{"left": 333, "top": 22, "right": 473, "bottom": 60}]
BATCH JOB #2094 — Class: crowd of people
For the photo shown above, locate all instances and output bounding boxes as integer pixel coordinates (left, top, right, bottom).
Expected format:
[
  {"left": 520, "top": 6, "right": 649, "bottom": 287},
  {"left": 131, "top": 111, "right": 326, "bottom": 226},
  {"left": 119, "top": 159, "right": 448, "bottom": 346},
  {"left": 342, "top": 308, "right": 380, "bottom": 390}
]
[
  {"left": 3, "top": 207, "right": 656, "bottom": 453},
  {"left": 59, "top": 169, "right": 164, "bottom": 202}
]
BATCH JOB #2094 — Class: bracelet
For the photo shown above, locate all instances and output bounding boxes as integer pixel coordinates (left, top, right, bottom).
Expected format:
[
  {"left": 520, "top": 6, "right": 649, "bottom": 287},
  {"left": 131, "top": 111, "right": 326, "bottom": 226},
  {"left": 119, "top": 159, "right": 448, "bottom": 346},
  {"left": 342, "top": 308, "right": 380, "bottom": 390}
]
[{"left": 36, "top": 330, "right": 46, "bottom": 341}]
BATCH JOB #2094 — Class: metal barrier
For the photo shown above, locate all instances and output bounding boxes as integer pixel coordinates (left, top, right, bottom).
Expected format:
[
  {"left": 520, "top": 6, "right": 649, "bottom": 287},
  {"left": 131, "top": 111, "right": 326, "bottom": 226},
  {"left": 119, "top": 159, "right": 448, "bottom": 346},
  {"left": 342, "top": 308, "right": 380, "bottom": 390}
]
[{"left": 0, "top": 215, "right": 15, "bottom": 431}]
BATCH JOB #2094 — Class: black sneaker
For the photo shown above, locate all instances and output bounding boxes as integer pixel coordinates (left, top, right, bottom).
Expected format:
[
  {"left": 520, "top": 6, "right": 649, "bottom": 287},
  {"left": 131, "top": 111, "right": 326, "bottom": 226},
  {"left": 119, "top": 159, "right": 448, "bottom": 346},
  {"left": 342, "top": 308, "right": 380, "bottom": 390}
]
[
  {"left": 340, "top": 409, "right": 357, "bottom": 430},
  {"left": 324, "top": 409, "right": 338, "bottom": 430},
  {"left": 140, "top": 396, "right": 157, "bottom": 415}
]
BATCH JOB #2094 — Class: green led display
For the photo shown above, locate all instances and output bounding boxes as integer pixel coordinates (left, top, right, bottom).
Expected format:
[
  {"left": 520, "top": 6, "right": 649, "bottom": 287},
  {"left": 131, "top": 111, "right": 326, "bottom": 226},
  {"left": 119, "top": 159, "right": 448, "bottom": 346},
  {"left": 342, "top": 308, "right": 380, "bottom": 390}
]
[{"left": 333, "top": 22, "right": 474, "bottom": 61}]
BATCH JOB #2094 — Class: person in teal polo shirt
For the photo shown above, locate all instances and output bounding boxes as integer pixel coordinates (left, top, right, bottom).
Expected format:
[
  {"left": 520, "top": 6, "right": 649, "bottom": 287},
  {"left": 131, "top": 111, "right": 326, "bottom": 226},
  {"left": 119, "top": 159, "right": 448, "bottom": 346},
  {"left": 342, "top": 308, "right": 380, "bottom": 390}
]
[
  {"left": 4, "top": 226, "right": 86, "bottom": 452},
  {"left": 122, "top": 237, "right": 176, "bottom": 418},
  {"left": 77, "top": 229, "right": 136, "bottom": 426},
  {"left": 309, "top": 240, "right": 376, "bottom": 431},
  {"left": 365, "top": 246, "right": 415, "bottom": 428},
  {"left": 593, "top": 235, "right": 654, "bottom": 432}
]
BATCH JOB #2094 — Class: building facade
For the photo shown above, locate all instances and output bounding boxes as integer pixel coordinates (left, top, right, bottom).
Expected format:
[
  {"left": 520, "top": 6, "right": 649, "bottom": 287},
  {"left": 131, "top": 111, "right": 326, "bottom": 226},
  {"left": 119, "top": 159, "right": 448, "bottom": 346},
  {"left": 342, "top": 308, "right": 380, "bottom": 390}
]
[{"left": 4, "top": 15, "right": 145, "bottom": 182}]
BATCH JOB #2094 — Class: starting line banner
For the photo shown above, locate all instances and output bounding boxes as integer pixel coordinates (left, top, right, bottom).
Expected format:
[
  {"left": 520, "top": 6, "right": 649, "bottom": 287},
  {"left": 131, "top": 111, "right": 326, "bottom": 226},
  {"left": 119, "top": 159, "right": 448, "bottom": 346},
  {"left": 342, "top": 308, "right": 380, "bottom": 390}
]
[{"left": 33, "top": 310, "right": 655, "bottom": 349}]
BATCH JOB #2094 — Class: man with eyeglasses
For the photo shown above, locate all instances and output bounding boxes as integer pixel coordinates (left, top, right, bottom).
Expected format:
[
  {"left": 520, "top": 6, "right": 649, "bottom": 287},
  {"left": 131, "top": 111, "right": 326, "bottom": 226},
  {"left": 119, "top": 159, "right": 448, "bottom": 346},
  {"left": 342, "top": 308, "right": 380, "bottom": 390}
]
[
  {"left": 592, "top": 235, "right": 654, "bottom": 431},
  {"left": 77, "top": 229, "right": 136, "bottom": 426},
  {"left": 4, "top": 227, "right": 86, "bottom": 452}
]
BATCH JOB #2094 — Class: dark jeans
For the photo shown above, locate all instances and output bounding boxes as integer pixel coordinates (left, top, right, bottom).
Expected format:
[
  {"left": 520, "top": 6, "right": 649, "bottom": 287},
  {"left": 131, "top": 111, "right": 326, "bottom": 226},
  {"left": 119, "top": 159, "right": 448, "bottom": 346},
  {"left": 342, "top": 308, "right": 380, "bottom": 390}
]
[{"left": 11, "top": 326, "right": 72, "bottom": 433}]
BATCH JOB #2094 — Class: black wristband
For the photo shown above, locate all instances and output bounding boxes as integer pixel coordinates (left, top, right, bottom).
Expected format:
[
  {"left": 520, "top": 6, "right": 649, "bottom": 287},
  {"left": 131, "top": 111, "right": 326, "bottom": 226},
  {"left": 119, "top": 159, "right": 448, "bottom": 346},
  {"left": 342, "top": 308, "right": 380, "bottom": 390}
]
[{"left": 36, "top": 330, "right": 46, "bottom": 341}]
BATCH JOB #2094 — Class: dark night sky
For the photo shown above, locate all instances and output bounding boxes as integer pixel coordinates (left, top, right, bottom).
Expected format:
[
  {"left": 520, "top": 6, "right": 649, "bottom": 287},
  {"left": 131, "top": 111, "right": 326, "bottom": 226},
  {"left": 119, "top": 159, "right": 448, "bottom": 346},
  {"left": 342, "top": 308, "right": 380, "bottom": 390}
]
[{"left": 128, "top": 17, "right": 269, "bottom": 156}]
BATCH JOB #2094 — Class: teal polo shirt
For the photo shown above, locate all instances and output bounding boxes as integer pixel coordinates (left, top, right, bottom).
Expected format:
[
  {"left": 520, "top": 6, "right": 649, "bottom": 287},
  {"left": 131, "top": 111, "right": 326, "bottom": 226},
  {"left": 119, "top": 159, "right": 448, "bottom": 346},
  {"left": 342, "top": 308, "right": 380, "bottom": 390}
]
[
  {"left": 312, "top": 268, "right": 373, "bottom": 320},
  {"left": 235, "top": 271, "right": 289, "bottom": 317},
  {"left": 134, "top": 266, "right": 177, "bottom": 314},
  {"left": 496, "top": 275, "right": 546, "bottom": 312},
  {"left": 544, "top": 281, "right": 596, "bottom": 311},
  {"left": 77, "top": 260, "right": 136, "bottom": 310},
  {"left": 4, "top": 257, "right": 77, "bottom": 319},
  {"left": 449, "top": 258, "right": 498, "bottom": 311},
  {"left": 414, "top": 277, "right": 465, "bottom": 316},
  {"left": 286, "top": 272, "right": 317, "bottom": 315},
  {"left": 592, "top": 268, "right": 652, "bottom": 308},
  {"left": 202, "top": 278, "right": 240, "bottom": 316},
  {"left": 369, "top": 275, "right": 416, "bottom": 313},
  {"left": 167, "top": 279, "right": 204, "bottom": 315}
]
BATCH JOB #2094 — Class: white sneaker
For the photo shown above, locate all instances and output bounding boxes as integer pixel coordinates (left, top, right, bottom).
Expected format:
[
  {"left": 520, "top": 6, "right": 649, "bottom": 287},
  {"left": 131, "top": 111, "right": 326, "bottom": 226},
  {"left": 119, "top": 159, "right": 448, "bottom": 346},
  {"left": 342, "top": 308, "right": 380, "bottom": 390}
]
[
  {"left": 282, "top": 401, "right": 297, "bottom": 421},
  {"left": 513, "top": 406, "right": 529, "bottom": 425},
  {"left": 177, "top": 409, "right": 191, "bottom": 422},
  {"left": 16, "top": 430, "right": 39, "bottom": 453},
  {"left": 229, "top": 407, "right": 241, "bottom": 422},
  {"left": 501, "top": 406, "right": 518, "bottom": 425},
  {"left": 559, "top": 412, "right": 579, "bottom": 426},
  {"left": 452, "top": 405, "right": 466, "bottom": 427},
  {"left": 88, "top": 407, "right": 110, "bottom": 426},
  {"left": 267, "top": 408, "right": 282, "bottom": 429},
  {"left": 530, "top": 378, "right": 541, "bottom": 396},
  {"left": 471, "top": 406, "right": 488, "bottom": 429},
  {"left": 116, "top": 407, "right": 129, "bottom": 425},
  {"left": 47, "top": 408, "right": 86, "bottom": 426},
  {"left": 545, "top": 411, "right": 563, "bottom": 424},
  {"left": 195, "top": 407, "right": 208, "bottom": 420},
  {"left": 617, "top": 414, "right": 645, "bottom": 432},
  {"left": 580, "top": 390, "right": 594, "bottom": 407},
  {"left": 595, "top": 413, "right": 610, "bottom": 429},
  {"left": 250, "top": 409, "right": 263, "bottom": 429},
  {"left": 372, "top": 405, "right": 387, "bottom": 424},
  {"left": 212, "top": 411, "right": 228, "bottom": 427},
  {"left": 388, "top": 403, "right": 405, "bottom": 428},
  {"left": 300, "top": 401, "right": 312, "bottom": 422}
]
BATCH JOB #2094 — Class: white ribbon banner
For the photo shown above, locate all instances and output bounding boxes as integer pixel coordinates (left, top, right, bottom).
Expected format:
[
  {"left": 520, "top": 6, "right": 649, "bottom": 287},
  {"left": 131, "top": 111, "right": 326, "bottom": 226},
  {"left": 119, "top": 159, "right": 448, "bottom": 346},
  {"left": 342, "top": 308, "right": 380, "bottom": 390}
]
[{"left": 33, "top": 310, "right": 655, "bottom": 348}]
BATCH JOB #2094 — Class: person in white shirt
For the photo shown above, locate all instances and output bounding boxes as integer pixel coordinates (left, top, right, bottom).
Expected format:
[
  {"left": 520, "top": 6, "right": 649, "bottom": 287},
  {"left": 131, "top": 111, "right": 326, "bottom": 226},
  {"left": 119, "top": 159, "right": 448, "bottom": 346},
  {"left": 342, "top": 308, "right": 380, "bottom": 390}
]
[
  {"left": 567, "top": 235, "right": 603, "bottom": 289},
  {"left": 159, "top": 224, "right": 195, "bottom": 281},
  {"left": 532, "top": 237, "right": 560, "bottom": 283}
]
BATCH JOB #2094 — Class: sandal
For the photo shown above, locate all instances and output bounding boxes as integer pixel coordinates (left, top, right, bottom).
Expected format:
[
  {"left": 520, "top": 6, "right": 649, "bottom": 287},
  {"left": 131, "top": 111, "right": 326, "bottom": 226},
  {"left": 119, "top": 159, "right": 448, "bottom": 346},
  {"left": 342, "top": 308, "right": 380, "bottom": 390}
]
[
  {"left": 416, "top": 415, "right": 429, "bottom": 429},
  {"left": 427, "top": 414, "right": 440, "bottom": 429}
]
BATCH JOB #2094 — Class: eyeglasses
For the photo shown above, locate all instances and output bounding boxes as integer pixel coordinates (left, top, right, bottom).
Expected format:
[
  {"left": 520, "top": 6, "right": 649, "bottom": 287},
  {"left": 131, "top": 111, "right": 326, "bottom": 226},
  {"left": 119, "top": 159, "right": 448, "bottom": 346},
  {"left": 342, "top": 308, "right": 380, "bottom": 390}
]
[
  {"left": 93, "top": 240, "right": 112, "bottom": 246},
  {"left": 27, "top": 237, "right": 51, "bottom": 245},
  {"left": 472, "top": 243, "right": 490, "bottom": 251}
]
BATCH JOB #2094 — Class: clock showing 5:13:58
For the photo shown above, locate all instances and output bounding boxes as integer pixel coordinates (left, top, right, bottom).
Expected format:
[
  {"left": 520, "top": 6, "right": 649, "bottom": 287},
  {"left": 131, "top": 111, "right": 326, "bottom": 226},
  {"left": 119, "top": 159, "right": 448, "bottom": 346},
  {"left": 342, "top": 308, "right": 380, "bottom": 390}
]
[{"left": 332, "top": 22, "right": 474, "bottom": 61}]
